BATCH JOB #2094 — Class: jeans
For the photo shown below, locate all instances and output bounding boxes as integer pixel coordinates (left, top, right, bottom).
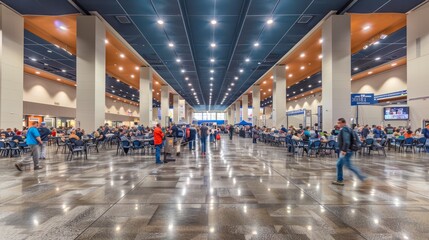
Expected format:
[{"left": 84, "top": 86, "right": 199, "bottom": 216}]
[
  {"left": 336, "top": 151, "right": 365, "bottom": 181},
  {"left": 253, "top": 137, "right": 257, "bottom": 143},
  {"left": 188, "top": 140, "right": 194, "bottom": 150},
  {"left": 201, "top": 137, "right": 207, "bottom": 153},
  {"left": 229, "top": 133, "right": 233, "bottom": 140},
  {"left": 19, "top": 144, "right": 40, "bottom": 167},
  {"left": 40, "top": 141, "right": 48, "bottom": 158},
  {"left": 155, "top": 144, "right": 162, "bottom": 163}
]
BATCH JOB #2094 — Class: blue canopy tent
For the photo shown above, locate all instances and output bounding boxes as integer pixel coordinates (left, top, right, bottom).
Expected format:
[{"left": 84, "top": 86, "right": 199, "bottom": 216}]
[{"left": 235, "top": 120, "right": 252, "bottom": 126}]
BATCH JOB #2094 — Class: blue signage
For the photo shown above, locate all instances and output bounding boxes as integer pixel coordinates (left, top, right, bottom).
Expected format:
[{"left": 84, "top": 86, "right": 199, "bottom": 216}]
[
  {"left": 287, "top": 109, "right": 305, "bottom": 116},
  {"left": 374, "top": 90, "right": 407, "bottom": 100},
  {"left": 351, "top": 93, "right": 375, "bottom": 106}
]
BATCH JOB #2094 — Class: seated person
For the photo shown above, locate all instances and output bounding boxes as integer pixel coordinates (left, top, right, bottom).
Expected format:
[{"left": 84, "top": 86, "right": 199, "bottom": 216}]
[
  {"left": 69, "top": 130, "right": 80, "bottom": 141},
  {"left": 12, "top": 131, "right": 24, "bottom": 142},
  {"left": 292, "top": 132, "right": 302, "bottom": 141},
  {"left": 404, "top": 129, "right": 413, "bottom": 139}
]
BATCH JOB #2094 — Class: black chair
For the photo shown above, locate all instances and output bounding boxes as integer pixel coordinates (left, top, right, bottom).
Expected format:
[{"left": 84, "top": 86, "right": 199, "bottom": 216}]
[
  {"left": 67, "top": 140, "right": 87, "bottom": 161},
  {"left": 415, "top": 137, "right": 427, "bottom": 153},
  {"left": 86, "top": 138, "right": 99, "bottom": 153},
  {"left": 18, "top": 141, "right": 30, "bottom": 154},
  {"left": 402, "top": 138, "right": 415, "bottom": 153},
  {"left": 0, "top": 141, "right": 8, "bottom": 157},
  {"left": 132, "top": 140, "right": 143, "bottom": 154},
  {"left": 56, "top": 137, "right": 67, "bottom": 153},
  {"left": 361, "top": 138, "right": 374, "bottom": 155},
  {"left": 8, "top": 141, "right": 21, "bottom": 157},
  {"left": 372, "top": 139, "right": 387, "bottom": 156},
  {"left": 323, "top": 140, "right": 337, "bottom": 156},
  {"left": 306, "top": 140, "right": 321, "bottom": 157},
  {"left": 120, "top": 140, "right": 132, "bottom": 155}
]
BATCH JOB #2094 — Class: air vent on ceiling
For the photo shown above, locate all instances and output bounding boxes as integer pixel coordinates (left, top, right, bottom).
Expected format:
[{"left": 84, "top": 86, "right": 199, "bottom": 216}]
[
  {"left": 116, "top": 15, "right": 131, "bottom": 24},
  {"left": 298, "top": 15, "right": 313, "bottom": 24}
]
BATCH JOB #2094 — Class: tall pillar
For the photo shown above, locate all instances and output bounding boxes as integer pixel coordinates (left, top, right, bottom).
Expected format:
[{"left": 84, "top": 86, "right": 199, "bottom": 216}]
[
  {"left": 76, "top": 16, "right": 105, "bottom": 131},
  {"left": 322, "top": 15, "right": 351, "bottom": 131},
  {"left": 160, "top": 85, "right": 169, "bottom": 126},
  {"left": 139, "top": 67, "right": 152, "bottom": 127},
  {"left": 242, "top": 94, "right": 249, "bottom": 122},
  {"left": 152, "top": 107, "right": 159, "bottom": 122},
  {"left": 0, "top": 5, "right": 23, "bottom": 129},
  {"left": 252, "top": 85, "right": 261, "bottom": 126},
  {"left": 172, "top": 94, "right": 179, "bottom": 123},
  {"left": 235, "top": 101, "right": 241, "bottom": 123},
  {"left": 178, "top": 98, "right": 185, "bottom": 123},
  {"left": 272, "top": 65, "right": 287, "bottom": 128},
  {"left": 227, "top": 107, "right": 232, "bottom": 124},
  {"left": 407, "top": 2, "right": 429, "bottom": 128}
]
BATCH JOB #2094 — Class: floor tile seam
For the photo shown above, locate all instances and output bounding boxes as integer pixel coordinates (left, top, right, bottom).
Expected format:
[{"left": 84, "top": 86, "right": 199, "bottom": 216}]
[
  {"left": 73, "top": 163, "right": 164, "bottom": 240},
  {"left": 240, "top": 143, "right": 370, "bottom": 240}
]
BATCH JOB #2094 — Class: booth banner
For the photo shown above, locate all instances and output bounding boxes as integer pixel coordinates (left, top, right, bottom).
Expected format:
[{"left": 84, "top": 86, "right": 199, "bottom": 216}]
[
  {"left": 374, "top": 90, "right": 407, "bottom": 100},
  {"left": 287, "top": 109, "right": 305, "bottom": 116},
  {"left": 351, "top": 93, "right": 375, "bottom": 106}
]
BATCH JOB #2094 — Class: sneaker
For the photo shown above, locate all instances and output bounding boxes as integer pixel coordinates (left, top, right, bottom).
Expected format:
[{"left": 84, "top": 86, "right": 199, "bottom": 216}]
[
  {"left": 15, "top": 163, "right": 23, "bottom": 171},
  {"left": 156, "top": 161, "right": 163, "bottom": 164},
  {"left": 34, "top": 166, "right": 43, "bottom": 170},
  {"left": 332, "top": 180, "right": 344, "bottom": 186}
]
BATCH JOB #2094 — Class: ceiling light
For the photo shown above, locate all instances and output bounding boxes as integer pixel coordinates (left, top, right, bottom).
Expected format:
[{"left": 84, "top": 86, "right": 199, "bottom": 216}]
[
  {"left": 307, "top": 76, "right": 310, "bottom": 79},
  {"left": 254, "top": 42, "right": 259, "bottom": 47},
  {"left": 210, "top": 83, "right": 213, "bottom": 86},
  {"left": 375, "top": 57, "right": 381, "bottom": 61},
  {"left": 188, "top": 83, "right": 192, "bottom": 86},
  {"left": 210, "top": 58, "right": 215, "bottom": 62},
  {"left": 245, "top": 58, "right": 250, "bottom": 62},
  {"left": 211, "top": 19, "right": 217, "bottom": 25},
  {"left": 308, "top": 85, "right": 312, "bottom": 88},
  {"left": 300, "top": 53, "right": 306, "bottom": 58},
  {"left": 210, "top": 89, "right": 213, "bottom": 91},
  {"left": 210, "top": 42, "right": 216, "bottom": 48},
  {"left": 57, "top": 78, "right": 61, "bottom": 81},
  {"left": 380, "top": 34, "right": 388, "bottom": 39},
  {"left": 288, "top": 74, "right": 293, "bottom": 78},
  {"left": 181, "top": 69, "right": 185, "bottom": 73},
  {"left": 191, "top": 88, "right": 194, "bottom": 91},
  {"left": 374, "top": 41, "right": 380, "bottom": 45},
  {"left": 129, "top": 86, "right": 132, "bottom": 89},
  {"left": 285, "top": 65, "right": 289, "bottom": 70},
  {"left": 319, "top": 38, "right": 323, "bottom": 44},
  {"left": 168, "top": 42, "right": 174, "bottom": 48},
  {"left": 62, "top": 69, "right": 67, "bottom": 72},
  {"left": 268, "top": 89, "right": 271, "bottom": 92},
  {"left": 30, "top": 58, "right": 37, "bottom": 61},
  {"left": 300, "top": 66, "right": 305, "bottom": 70},
  {"left": 318, "top": 54, "right": 322, "bottom": 59},
  {"left": 135, "top": 66, "right": 139, "bottom": 70},
  {"left": 231, "top": 83, "right": 235, "bottom": 86},
  {"left": 120, "top": 53, "right": 125, "bottom": 58},
  {"left": 270, "top": 76, "right": 273, "bottom": 79},
  {"left": 318, "top": 80, "right": 321, "bottom": 83},
  {"left": 176, "top": 58, "right": 181, "bottom": 62},
  {"left": 131, "top": 74, "right": 135, "bottom": 78},
  {"left": 267, "top": 19, "right": 273, "bottom": 25},
  {"left": 59, "top": 25, "right": 68, "bottom": 31},
  {"left": 391, "top": 63, "right": 397, "bottom": 67},
  {"left": 354, "top": 67, "right": 359, "bottom": 71},
  {"left": 210, "top": 69, "right": 214, "bottom": 73},
  {"left": 105, "top": 39, "right": 109, "bottom": 44},
  {"left": 116, "top": 79, "right": 120, "bottom": 82},
  {"left": 35, "top": 71, "right": 40, "bottom": 74},
  {"left": 185, "top": 77, "right": 189, "bottom": 80},
  {"left": 118, "top": 66, "right": 123, "bottom": 71},
  {"left": 228, "top": 88, "right": 231, "bottom": 91},
  {"left": 210, "top": 77, "right": 213, "bottom": 80},
  {"left": 368, "top": 71, "right": 373, "bottom": 75},
  {"left": 363, "top": 25, "right": 371, "bottom": 31},
  {"left": 239, "top": 69, "right": 243, "bottom": 73},
  {"left": 363, "top": 45, "right": 368, "bottom": 50},
  {"left": 234, "top": 76, "right": 238, "bottom": 80},
  {"left": 263, "top": 81, "right": 266, "bottom": 84},
  {"left": 157, "top": 20, "right": 164, "bottom": 25}
]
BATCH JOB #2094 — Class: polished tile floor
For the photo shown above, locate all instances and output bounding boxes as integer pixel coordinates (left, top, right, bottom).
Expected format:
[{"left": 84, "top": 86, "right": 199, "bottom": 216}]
[{"left": 1, "top": 137, "right": 429, "bottom": 239}]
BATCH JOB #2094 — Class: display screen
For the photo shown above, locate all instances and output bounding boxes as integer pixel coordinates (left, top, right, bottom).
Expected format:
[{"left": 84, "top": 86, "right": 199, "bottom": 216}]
[{"left": 384, "top": 107, "right": 409, "bottom": 120}]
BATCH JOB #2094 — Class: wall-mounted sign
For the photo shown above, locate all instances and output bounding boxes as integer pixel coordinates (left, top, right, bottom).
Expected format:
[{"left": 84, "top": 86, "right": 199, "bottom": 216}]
[
  {"left": 351, "top": 93, "right": 375, "bottom": 106},
  {"left": 287, "top": 109, "right": 305, "bottom": 116},
  {"left": 374, "top": 90, "right": 407, "bottom": 100}
]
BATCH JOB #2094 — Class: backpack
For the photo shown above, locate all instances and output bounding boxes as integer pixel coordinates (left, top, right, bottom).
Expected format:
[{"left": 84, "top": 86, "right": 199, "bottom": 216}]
[
  {"left": 177, "top": 129, "right": 184, "bottom": 138},
  {"left": 186, "top": 128, "right": 190, "bottom": 138},
  {"left": 350, "top": 128, "right": 361, "bottom": 151}
]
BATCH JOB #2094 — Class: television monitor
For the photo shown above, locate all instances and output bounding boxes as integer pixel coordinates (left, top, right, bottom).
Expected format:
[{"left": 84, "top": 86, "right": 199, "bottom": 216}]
[{"left": 383, "top": 107, "right": 409, "bottom": 120}]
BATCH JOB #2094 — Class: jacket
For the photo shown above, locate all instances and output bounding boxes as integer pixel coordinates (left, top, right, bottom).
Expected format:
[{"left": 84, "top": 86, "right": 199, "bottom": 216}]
[
  {"left": 423, "top": 128, "right": 429, "bottom": 139},
  {"left": 338, "top": 126, "right": 352, "bottom": 152},
  {"left": 38, "top": 127, "right": 51, "bottom": 142},
  {"left": 154, "top": 127, "right": 164, "bottom": 145}
]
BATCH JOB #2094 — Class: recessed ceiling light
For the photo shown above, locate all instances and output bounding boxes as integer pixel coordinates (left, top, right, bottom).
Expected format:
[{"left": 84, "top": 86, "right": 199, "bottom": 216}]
[
  {"left": 168, "top": 42, "right": 174, "bottom": 48},
  {"left": 59, "top": 25, "right": 68, "bottom": 31},
  {"left": 267, "top": 19, "right": 273, "bottom": 25},
  {"left": 176, "top": 58, "right": 181, "bottom": 62},
  {"left": 354, "top": 67, "right": 359, "bottom": 71},
  {"left": 300, "top": 66, "right": 305, "bottom": 70},
  {"left": 210, "top": 83, "right": 213, "bottom": 86},
  {"left": 318, "top": 80, "right": 321, "bottom": 83},
  {"left": 375, "top": 57, "right": 381, "bottom": 61},
  {"left": 185, "top": 77, "right": 189, "bottom": 80},
  {"left": 319, "top": 38, "right": 323, "bottom": 44},
  {"left": 210, "top": 42, "right": 216, "bottom": 48},
  {"left": 231, "top": 83, "right": 235, "bottom": 86},
  {"left": 228, "top": 88, "right": 231, "bottom": 91},
  {"left": 285, "top": 65, "right": 289, "bottom": 70},
  {"left": 268, "top": 89, "right": 271, "bottom": 92},
  {"left": 188, "top": 83, "right": 192, "bottom": 86},
  {"left": 300, "top": 53, "right": 306, "bottom": 58},
  {"left": 129, "top": 86, "right": 132, "bottom": 89},
  {"left": 270, "top": 76, "right": 273, "bottom": 79},
  {"left": 191, "top": 88, "right": 194, "bottom": 91},
  {"left": 318, "top": 54, "right": 322, "bottom": 59},
  {"left": 234, "top": 76, "right": 238, "bottom": 80},
  {"left": 118, "top": 66, "right": 123, "bottom": 71},
  {"left": 210, "top": 58, "right": 215, "bottom": 62},
  {"left": 30, "top": 58, "right": 37, "bottom": 61},
  {"left": 135, "top": 66, "right": 139, "bottom": 70},
  {"left": 263, "top": 81, "right": 266, "bottom": 84},
  {"left": 368, "top": 71, "right": 373, "bottom": 75},
  {"left": 363, "top": 44, "right": 369, "bottom": 50},
  {"left": 157, "top": 20, "right": 164, "bottom": 25},
  {"left": 380, "top": 34, "right": 388, "bottom": 39},
  {"left": 307, "top": 76, "right": 310, "bottom": 79},
  {"left": 62, "top": 69, "right": 67, "bottom": 72},
  {"left": 116, "top": 79, "right": 120, "bottom": 82},
  {"left": 210, "top": 77, "right": 213, "bottom": 80},
  {"left": 131, "top": 74, "right": 135, "bottom": 78},
  {"left": 391, "top": 63, "right": 397, "bottom": 67},
  {"left": 211, "top": 19, "right": 217, "bottom": 25},
  {"left": 254, "top": 42, "right": 259, "bottom": 47},
  {"left": 35, "top": 71, "right": 40, "bottom": 74},
  {"left": 374, "top": 41, "right": 380, "bottom": 45},
  {"left": 308, "top": 85, "right": 312, "bottom": 88},
  {"left": 105, "top": 39, "right": 109, "bottom": 44},
  {"left": 288, "top": 74, "right": 293, "bottom": 78},
  {"left": 120, "top": 53, "right": 125, "bottom": 58},
  {"left": 245, "top": 58, "right": 250, "bottom": 62},
  {"left": 363, "top": 25, "right": 371, "bottom": 31},
  {"left": 181, "top": 69, "right": 185, "bottom": 73},
  {"left": 210, "top": 69, "right": 214, "bottom": 73},
  {"left": 239, "top": 69, "right": 243, "bottom": 73},
  {"left": 57, "top": 78, "right": 61, "bottom": 81}
]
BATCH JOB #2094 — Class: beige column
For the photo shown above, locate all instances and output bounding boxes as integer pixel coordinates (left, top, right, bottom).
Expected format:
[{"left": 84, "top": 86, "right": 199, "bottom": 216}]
[
  {"left": 242, "top": 94, "right": 249, "bottom": 122},
  {"left": 235, "top": 101, "right": 241, "bottom": 123},
  {"left": 160, "top": 85, "right": 170, "bottom": 126},
  {"left": 139, "top": 67, "right": 152, "bottom": 126},
  {"left": 252, "top": 85, "right": 261, "bottom": 126},
  {"left": 76, "top": 16, "right": 106, "bottom": 131},
  {"left": 272, "top": 65, "right": 287, "bottom": 128}
]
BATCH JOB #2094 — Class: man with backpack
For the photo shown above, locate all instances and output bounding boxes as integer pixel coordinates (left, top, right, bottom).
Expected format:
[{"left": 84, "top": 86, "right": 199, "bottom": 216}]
[{"left": 332, "top": 118, "right": 366, "bottom": 186}]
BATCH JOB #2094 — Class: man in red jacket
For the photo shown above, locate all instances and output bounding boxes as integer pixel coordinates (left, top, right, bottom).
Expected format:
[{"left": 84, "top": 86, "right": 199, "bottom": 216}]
[{"left": 154, "top": 123, "right": 164, "bottom": 164}]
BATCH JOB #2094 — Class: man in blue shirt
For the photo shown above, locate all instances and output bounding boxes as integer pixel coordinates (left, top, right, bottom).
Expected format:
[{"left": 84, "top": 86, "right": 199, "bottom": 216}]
[{"left": 15, "top": 121, "right": 43, "bottom": 171}]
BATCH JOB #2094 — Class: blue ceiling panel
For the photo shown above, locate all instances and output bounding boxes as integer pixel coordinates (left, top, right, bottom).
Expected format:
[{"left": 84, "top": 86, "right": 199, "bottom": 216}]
[
  {"left": 274, "top": 0, "right": 315, "bottom": 15},
  {"left": 247, "top": 0, "right": 278, "bottom": 15},
  {"left": 348, "top": 0, "right": 426, "bottom": 13},
  {"left": 0, "top": 0, "right": 78, "bottom": 15}
]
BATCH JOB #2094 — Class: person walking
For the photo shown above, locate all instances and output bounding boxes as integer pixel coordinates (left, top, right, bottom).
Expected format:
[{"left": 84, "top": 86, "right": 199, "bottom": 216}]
[
  {"left": 200, "top": 123, "right": 208, "bottom": 156},
  {"left": 332, "top": 118, "right": 366, "bottom": 186},
  {"left": 154, "top": 123, "right": 164, "bottom": 164},
  {"left": 15, "top": 121, "right": 44, "bottom": 171},
  {"left": 228, "top": 124, "right": 234, "bottom": 140},
  {"left": 38, "top": 122, "right": 51, "bottom": 160}
]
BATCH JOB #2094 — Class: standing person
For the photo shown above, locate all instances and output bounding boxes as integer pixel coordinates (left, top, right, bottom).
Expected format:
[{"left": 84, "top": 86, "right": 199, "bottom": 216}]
[
  {"left": 154, "top": 123, "right": 164, "bottom": 164},
  {"left": 252, "top": 126, "right": 259, "bottom": 144},
  {"left": 200, "top": 123, "right": 209, "bottom": 156},
  {"left": 332, "top": 118, "right": 366, "bottom": 186},
  {"left": 228, "top": 124, "right": 234, "bottom": 140},
  {"left": 15, "top": 121, "right": 44, "bottom": 171},
  {"left": 188, "top": 125, "right": 197, "bottom": 151},
  {"left": 38, "top": 122, "right": 51, "bottom": 160}
]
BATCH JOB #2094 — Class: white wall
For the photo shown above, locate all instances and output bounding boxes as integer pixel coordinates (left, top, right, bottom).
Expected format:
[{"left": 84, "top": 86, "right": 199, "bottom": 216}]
[
  {"left": 283, "top": 65, "right": 407, "bottom": 129},
  {"left": 23, "top": 73, "right": 140, "bottom": 122}
]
